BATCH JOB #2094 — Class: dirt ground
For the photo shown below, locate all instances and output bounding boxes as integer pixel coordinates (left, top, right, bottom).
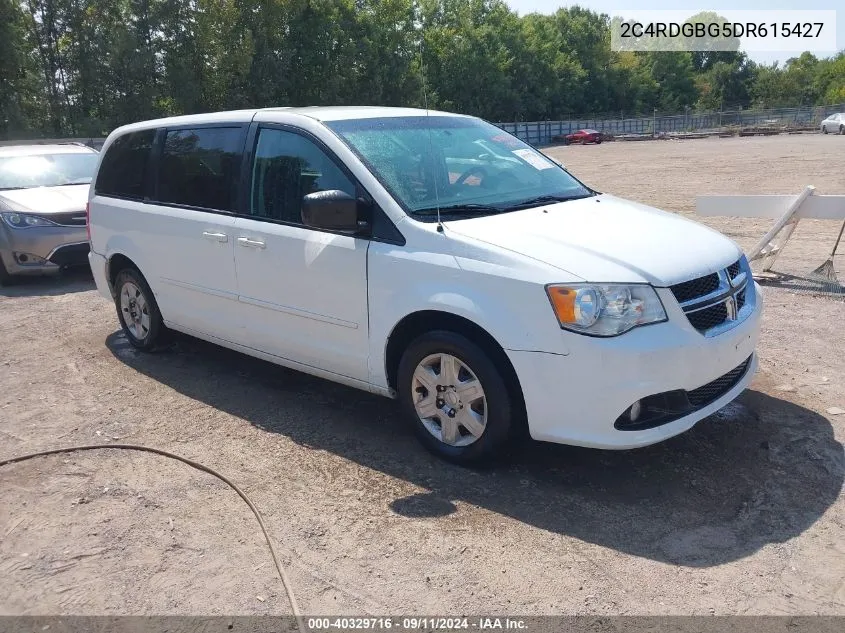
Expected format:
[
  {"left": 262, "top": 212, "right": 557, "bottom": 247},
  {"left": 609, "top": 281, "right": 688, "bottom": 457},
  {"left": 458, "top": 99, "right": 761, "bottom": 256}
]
[{"left": 1, "top": 134, "right": 844, "bottom": 616}]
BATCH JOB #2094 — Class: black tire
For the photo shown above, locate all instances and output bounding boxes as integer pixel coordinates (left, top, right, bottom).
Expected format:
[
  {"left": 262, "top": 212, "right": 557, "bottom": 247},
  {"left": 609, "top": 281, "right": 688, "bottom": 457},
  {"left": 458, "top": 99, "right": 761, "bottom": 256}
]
[
  {"left": 822, "top": 126, "right": 828, "bottom": 134},
  {"left": 113, "top": 267, "right": 165, "bottom": 351},
  {"left": 397, "top": 330, "right": 523, "bottom": 466},
  {"left": 0, "top": 257, "right": 11, "bottom": 286},
  {"left": 840, "top": 125, "right": 844, "bottom": 135},
  {"left": 595, "top": 138, "right": 602, "bottom": 144}
]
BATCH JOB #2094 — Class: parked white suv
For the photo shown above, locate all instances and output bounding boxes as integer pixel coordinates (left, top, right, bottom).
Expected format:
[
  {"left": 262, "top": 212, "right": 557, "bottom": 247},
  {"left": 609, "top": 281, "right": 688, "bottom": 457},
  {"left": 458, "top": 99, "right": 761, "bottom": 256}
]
[{"left": 88, "top": 107, "right": 761, "bottom": 464}]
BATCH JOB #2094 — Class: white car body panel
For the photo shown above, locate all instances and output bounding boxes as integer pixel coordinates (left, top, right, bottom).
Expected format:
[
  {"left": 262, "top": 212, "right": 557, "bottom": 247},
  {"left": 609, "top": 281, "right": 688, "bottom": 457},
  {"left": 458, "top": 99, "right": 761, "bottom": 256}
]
[
  {"left": 88, "top": 106, "right": 763, "bottom": 450},
  {"left": 93, "top": 196, "right": 242, "bottom": 340},
  {"left": 232, "top": 216, "right": 370, "bottom": 382},
  {"left": 444, "top": 194, "right": 741, "bottom": 286},
  {"left": 366, "top": 227, "right": 573, "bottom": 391}
]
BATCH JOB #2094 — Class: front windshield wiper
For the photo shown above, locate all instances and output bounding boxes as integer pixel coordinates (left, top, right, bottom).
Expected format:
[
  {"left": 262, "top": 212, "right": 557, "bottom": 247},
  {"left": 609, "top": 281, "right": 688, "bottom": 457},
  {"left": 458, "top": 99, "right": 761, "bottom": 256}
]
[
  {"left": 412, "top": 193, "right": 596, "bottom": 218},
  {"left": 59, "top": 178, "right": 92, "bottom": 185},
  {"left": 0, "top": 186, "right": 27, "bottom": 191},
  {"left": 503, "top": 193, "right": 595, "bottom": 211},
  {"left": 412, "top": 203, "right": 503, "bottom": 217}
]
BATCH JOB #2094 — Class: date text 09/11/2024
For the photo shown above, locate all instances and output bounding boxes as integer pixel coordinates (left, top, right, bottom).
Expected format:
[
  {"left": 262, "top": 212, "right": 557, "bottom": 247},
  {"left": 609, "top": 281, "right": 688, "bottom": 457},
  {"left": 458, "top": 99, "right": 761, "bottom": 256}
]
[{"left": 306, "top": 617, "right": 527, "bottom": 630}]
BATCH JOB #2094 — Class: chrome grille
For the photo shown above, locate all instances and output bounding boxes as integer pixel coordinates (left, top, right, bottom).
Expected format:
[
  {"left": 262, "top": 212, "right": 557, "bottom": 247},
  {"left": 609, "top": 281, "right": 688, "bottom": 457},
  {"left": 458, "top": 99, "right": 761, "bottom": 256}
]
[{"left": 670, "top": 258, "right": 748, "bottom": 335}]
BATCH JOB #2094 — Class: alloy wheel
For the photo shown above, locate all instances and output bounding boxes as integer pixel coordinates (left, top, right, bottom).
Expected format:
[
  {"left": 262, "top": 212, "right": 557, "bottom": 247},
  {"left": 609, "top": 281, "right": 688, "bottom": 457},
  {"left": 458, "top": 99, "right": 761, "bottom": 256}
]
[{"left": 120, "top": 280, "right": 151, "bottom": 341}]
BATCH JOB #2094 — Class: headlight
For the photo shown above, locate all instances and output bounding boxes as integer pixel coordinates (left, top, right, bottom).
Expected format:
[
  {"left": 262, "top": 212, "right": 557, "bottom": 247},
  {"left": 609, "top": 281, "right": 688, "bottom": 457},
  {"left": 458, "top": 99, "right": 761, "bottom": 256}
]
[
  {"left": 0, "top": 212, "right": 59, "bottom": 228},
  {"left": 545, "top": 283, "right": 667, "bottom": 336}
]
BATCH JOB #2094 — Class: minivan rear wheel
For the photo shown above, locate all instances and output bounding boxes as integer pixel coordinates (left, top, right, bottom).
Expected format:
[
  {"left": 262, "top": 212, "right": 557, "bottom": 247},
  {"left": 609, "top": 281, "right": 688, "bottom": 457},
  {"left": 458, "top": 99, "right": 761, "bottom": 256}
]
[
  {"left": 114, "top": 267, "right": 165, "bottom": 351},
  {"left": 0, "top": 258, "right": 11, "bottom": 286},
  {"left": 397, "top": 330, "right": 519, "bottom": 465}
]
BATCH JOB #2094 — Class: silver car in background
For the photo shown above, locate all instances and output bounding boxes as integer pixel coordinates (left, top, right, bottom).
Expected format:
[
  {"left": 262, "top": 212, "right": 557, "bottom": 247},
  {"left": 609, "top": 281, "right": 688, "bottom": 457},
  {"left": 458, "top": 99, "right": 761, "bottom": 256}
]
[
  {"left": 0, "top": 143, "right": 98, "bottom": 285},
  {"left": 820, "top": 113, "right": 844, "bottom": 134}
]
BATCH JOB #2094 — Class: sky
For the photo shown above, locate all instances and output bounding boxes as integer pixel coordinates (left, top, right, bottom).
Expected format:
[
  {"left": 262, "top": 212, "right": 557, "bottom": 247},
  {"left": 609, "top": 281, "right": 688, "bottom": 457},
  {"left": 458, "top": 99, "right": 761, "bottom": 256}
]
[{"left": 504, "top": 1, "right": 842, "bottom": 65}]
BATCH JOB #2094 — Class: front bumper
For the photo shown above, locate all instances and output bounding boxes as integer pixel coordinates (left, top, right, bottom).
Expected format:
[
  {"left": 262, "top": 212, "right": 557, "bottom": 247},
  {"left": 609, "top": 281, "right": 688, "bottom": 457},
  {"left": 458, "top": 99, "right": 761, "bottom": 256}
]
[
  {"left": 0, "top": 223, "right": 89, "bottom": 275},
  {"left": 508, "top": 282, "right": 762, "bottom": 449}
]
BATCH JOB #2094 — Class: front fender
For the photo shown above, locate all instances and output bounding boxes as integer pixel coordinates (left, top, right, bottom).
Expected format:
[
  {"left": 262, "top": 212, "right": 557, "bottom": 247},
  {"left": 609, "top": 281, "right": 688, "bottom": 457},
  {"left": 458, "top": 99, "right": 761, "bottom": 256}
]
[{"left": 366, "top": 243, "right": 569, "bottom": 390}]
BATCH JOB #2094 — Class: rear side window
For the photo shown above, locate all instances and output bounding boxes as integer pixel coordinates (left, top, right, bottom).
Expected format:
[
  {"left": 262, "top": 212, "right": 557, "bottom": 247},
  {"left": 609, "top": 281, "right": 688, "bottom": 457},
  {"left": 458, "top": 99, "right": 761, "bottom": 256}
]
[
  {"left": 95, "top": 130, "right": 155, "bottom": 199},
  {"left": 156, "top": 127, "right": 243, "bottom": 211}
]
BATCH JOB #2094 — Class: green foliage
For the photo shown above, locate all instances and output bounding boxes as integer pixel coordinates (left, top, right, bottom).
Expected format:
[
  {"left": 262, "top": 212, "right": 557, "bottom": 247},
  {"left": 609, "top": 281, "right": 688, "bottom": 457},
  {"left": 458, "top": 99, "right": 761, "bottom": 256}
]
[
  {"left": 817, "top": 53, "right": 845, "bottom": 103},
  {"left": 684, "top": 11, "right": 740, "bottom": 69},
  {"left": 2, "top": 0, "right": 844, "bottom": 139},
  {"left": 695, "top": 54, "right": 754, "bottom": 110},
  {"left": 0, "top": 0, "right": 40, "bottom": 137}
]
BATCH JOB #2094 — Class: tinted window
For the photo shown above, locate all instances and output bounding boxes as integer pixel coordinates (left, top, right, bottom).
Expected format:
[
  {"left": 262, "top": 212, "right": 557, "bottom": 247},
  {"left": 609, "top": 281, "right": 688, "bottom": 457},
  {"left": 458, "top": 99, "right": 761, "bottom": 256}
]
[
  {"left": 250, "top": 128, "right": 355, "bottom": 224},
  {"left": 157, "top": 127, "right": 243, "bottom": 211},
  {"left": 95, "top": 130, "right": 155, "bottom": 199}
]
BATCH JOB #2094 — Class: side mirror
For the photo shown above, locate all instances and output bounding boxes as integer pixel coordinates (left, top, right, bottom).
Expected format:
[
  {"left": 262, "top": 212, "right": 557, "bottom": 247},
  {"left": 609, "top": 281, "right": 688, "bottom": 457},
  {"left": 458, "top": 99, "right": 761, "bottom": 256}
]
[{"left": 301, "top": 190, "right": 359, "bottom": 233}]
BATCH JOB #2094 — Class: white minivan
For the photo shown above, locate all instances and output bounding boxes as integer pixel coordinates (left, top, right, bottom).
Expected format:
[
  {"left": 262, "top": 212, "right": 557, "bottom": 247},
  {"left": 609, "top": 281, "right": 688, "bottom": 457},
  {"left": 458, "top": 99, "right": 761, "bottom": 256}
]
[{"left": 88, "top": 107, "right": 762, "bottom": 464}]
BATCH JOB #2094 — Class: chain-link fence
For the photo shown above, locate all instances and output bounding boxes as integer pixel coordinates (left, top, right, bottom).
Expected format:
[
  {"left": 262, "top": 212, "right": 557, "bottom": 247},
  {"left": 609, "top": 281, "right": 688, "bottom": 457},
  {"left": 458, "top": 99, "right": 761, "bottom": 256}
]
[{"left": 499, "top": 103, "right": 845, "bottom": 145}]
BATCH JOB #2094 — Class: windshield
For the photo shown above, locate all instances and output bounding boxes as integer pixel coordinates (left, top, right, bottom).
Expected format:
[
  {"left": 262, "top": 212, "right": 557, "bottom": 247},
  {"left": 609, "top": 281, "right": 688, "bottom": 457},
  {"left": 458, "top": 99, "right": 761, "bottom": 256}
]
[
  {"left": 326, "top": 116, "right": 592, "bottom": 219},
  {"left": 0, "top": 152, "right": 99, "bottom": 190}
]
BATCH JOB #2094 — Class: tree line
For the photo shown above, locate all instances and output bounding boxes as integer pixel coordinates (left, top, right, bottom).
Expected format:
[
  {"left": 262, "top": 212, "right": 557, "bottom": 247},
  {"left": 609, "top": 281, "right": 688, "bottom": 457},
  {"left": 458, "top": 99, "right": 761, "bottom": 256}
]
[{"left": 1, "top": 0, "right": 844, "bottom": 140}]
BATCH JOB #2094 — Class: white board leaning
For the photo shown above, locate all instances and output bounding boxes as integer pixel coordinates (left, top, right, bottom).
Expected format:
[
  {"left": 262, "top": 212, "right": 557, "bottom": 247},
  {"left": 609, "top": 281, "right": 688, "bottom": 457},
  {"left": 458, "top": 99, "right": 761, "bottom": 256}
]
[{"left": 696, "top": 187, "right": 845, "bottom": 274}]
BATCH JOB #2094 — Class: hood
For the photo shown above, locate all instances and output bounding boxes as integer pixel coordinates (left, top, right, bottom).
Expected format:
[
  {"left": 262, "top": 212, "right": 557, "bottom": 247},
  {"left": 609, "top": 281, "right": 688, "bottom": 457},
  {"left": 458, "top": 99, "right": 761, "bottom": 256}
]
[
  {"left": 0, "top": 184, "right": 89, "bottom": 215},
  {"left": 445, "top": 194, "right": 742, "bottom": 286}
]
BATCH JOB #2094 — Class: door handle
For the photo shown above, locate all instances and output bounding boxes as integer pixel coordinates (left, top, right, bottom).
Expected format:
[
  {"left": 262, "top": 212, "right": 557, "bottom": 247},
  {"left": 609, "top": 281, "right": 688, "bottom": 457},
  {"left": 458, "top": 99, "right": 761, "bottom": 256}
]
[
  {"left": 237, "top": 236, "right": 266, "bottom": 249},
  {"left": 202, "top": 231, "right": 228, "bottom": 243}
]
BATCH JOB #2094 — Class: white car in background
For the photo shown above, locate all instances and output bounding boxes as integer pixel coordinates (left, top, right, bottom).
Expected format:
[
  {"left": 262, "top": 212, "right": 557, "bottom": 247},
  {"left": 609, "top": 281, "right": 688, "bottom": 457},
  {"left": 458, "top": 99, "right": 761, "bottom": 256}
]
[
  {"left": 87, "top": 107, "right": 762, "bottom": 464},
  {"left": 820, "top": 113, "right": 844, "bottom": 134}
]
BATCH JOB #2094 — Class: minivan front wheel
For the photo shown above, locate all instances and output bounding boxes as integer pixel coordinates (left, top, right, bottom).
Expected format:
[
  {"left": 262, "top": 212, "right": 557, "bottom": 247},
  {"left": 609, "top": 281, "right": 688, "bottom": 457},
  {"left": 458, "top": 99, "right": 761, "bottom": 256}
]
[
  {"left": 114, "top": 268, "right": 164, "bottom": 350},
  {"left": 397, "top": 331, "right": 519, "bottom": 465}
]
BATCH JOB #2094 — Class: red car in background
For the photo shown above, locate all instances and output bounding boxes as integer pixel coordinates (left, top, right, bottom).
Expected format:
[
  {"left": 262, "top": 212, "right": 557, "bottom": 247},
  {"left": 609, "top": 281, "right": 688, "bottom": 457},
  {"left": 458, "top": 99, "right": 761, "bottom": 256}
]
[{"left": 552, "top": 128, "right": 603, "bottom": 145}]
